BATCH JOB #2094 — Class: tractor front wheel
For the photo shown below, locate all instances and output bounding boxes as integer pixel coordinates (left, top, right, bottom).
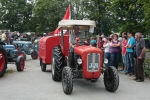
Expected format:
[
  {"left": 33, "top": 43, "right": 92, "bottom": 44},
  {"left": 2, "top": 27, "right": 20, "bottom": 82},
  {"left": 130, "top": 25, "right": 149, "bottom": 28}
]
[
  {"left": 19, "top": 51, "right": 26, "bottom": 60},
  {"left": 40, "top": 60, "right": 46, "bottom": 72},
  {"left": 0, "top": 46, "right": 7, "bottom": 77},
  {"left": 104, "top": 66, "right": 119, "bottom": 92},
  {"left": 16, "top": 56, "right": 25, "bottom": 72},
  {"left": 62, "top": 66, "right": 73, "bottom": 95},
  {"left": 31, "top": 50, "right": 38, "bottom": 60},
  {"left": 51, "top": 47, "right": 64, "bottom": 81}
]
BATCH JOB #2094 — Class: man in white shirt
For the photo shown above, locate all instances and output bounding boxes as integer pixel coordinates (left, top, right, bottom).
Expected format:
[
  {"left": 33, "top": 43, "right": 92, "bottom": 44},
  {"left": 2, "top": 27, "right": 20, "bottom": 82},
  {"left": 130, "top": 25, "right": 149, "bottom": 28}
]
[{"left": 69, "top": 26, "right": 88, "bottom": 66}]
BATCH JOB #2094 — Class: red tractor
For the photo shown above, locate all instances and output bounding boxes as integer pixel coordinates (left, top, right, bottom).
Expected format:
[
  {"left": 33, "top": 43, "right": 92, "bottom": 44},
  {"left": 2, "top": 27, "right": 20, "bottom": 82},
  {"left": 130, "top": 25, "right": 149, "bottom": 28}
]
[{"left": 38, "top": 20, "right": 119, "bottom": 94}]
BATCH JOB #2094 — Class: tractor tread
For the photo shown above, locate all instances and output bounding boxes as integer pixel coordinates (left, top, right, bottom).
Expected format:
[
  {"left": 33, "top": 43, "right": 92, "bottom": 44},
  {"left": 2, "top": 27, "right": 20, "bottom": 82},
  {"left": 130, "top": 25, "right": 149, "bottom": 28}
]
[
  {"left": 104, "top": 66, "right": 119, "bottom": 92},
  {"left": 52, "top": 46, "right": 64, "bottom": 81},
  {"left": 62, "top": 67, "right": 73, "bottom": 94}
]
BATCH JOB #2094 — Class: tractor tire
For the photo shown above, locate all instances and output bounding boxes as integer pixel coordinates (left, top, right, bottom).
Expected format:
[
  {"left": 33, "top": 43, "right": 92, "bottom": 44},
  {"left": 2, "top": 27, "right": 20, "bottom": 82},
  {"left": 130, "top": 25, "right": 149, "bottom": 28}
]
[
  {"left": 51, "top": 47, "right": 64, "bottom": 81},
  {"left": 16, "top": 56, "right": 25, "bottom": 72},
  {"left": 40, "top": 60, "right": 46, "bottom": 72},
  {"left": 62, "top": 66, "right": 73, "bottom": 95},
  {"left": 19, "top": 51, "right": 26, "bottom": 61},
  {"left": 104, "top": 66, "right": 119, "bottom": 92},
  {"left": 31, "top": 50, "right": 38, "bottom": 60},
  {"left": 0, "top": 46, "right": 7, "bottom": 77}
]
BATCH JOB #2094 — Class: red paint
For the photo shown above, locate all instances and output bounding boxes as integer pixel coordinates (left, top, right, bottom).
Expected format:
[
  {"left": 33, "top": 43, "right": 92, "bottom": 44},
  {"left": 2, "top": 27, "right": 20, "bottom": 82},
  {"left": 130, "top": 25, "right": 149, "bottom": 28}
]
[
  {"left": 20, "top": 59, "right": 24, "bottom": 70},
  {"left": 74, "top": 46, "right": 103, "bottom": 79},
  {"left": 0, "top": 51, "right": 5, "bottom": 71},
  {"left": 38, "top": 35, "right": 69, "bottom": 64},
  {"left": 20, "top": 53, "right": 24, "bottom": 58}
]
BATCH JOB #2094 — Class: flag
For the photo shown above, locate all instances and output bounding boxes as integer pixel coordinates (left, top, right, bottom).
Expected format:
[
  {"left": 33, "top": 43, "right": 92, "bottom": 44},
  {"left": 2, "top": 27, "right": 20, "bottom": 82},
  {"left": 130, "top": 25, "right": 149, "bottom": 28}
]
[{"left": 54, "top": 5, "right": 71, "bottom": 34}]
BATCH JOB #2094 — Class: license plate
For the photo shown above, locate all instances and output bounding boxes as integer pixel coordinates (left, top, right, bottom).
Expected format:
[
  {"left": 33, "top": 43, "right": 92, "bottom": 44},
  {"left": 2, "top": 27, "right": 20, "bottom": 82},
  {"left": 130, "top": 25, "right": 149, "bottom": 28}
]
[{"left": 88, "top": 63, "right": 98, "bottom": 70}]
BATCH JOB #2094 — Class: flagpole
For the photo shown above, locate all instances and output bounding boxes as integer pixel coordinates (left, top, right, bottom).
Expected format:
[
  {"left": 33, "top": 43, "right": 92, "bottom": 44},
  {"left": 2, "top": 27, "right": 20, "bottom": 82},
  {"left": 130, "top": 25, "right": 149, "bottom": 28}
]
[{"left": 69, "top": 0, "right": 72, "bottom": 20}]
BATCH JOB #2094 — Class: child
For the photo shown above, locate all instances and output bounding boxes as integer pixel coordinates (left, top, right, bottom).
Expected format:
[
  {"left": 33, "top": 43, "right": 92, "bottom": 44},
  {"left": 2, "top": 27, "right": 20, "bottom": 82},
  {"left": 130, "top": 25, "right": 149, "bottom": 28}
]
[
  {"left": 103, "top": 37, "right": 111, "bottom": 67},
  {"left": 121, "top": 36, "right": 128, "bottom": 73}
]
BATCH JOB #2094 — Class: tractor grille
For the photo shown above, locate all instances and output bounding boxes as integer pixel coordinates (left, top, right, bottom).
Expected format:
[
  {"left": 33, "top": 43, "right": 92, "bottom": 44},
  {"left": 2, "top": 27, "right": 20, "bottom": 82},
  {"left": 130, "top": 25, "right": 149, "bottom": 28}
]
[{"left": 87, "top": 53, "right": 100, "bottom": 72}]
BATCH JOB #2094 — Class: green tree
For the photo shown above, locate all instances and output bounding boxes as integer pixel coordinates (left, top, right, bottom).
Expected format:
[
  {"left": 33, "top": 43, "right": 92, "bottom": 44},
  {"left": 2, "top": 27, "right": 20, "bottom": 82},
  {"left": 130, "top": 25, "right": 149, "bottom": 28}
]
[
  {"left": 0, "top": 0, "right": 34, "bottom": 32},
  {"left": 138, "top": 0, "right": 150, "bottom": 33},
  {"left": 82, "top": 0, "right": 112, "bottom": 35},
  {"left": 110, "top": 0, "right": 145, "bottom": 34},
  {"left": 33, "top": 0, "right": 70, "bottom": 33}
]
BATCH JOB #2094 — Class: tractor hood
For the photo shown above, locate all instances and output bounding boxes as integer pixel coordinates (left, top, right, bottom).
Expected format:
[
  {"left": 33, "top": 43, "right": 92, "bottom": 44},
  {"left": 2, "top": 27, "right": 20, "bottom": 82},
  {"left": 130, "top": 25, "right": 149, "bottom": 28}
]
[
  {"left": 74, "top": 45, "right": 102, "bottom": 55},
  {"left": 13, "top": 41, "right": 32, "bottom": 44},
  {"left": 3, "top": 45, "right": 15, "bottom": 50}
]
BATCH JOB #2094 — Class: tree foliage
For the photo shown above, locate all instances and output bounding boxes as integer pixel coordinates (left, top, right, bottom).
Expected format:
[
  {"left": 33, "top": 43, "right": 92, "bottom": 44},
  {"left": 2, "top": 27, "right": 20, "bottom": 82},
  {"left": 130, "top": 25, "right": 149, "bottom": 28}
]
[
  {"left": 0, "top": 0, "right": 33, "bottom": 32},
  {"left": 0, "top": 0, "right": 150, "bottom": 35},
  {"left": 110, "top": 0, "right": 145, "bottom": 34}
]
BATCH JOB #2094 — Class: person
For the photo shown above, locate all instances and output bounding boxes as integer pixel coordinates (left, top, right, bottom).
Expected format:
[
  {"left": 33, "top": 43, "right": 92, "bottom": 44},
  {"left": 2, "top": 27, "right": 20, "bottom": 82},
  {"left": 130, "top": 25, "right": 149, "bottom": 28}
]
[
  {"left": 43, "top": 33, "right": 47, "bottom": 37},
  {"left": 1, "top": 30, "right": 7, "bottom": 43},
  {"left": 69, "top": 25, "right": 87, "bottom": 66},
  {"left": 109, "top": 34, "right": 121, "bottom": 69},
  {"left": 90, "top": 37, "right": 97, "bottom": 47},
  {"left": 0, "top": 33, "right": 2, "bottom": 42},
  {"left": 101, "top": 34, "right": 106, "bottom": 41},
  {"left": 118, "top": 34, "right": 122, "bottom": 42},
  {"left": 120, "top": 32, "right": 127, "bottom": 70},
  {"left": 11, "top": 31, "right": 19, "bottom": 40},
  {"left": 26, "top": 32, "right": 31, "bottom": 41},
  {"left": 120, "top": 35, "right": 128, "bottom": 73},
  {"left": 97, "top": 37, "right": 104, "bottom": 49},
  {"left": 125, "top": 32, "right": 136, "bottom": 75},
  {"left": 103, "top": 37, "right": 111, "bottom": 67},
  {"left": 110, "top": 34, "right": 114, "bottom": 39},
  {"left": 6, "top": 31, "right": 11, "bottom": 44},
  {"left": 133, "top": 32, "right": 146, "bottom": 82}
]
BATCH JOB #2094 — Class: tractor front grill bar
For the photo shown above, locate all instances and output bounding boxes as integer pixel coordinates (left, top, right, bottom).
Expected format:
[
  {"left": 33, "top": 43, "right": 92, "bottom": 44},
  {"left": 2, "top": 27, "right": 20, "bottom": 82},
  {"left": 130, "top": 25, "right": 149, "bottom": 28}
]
[{"left": 87, "top": 53, "right": 100, "bottom": 72}]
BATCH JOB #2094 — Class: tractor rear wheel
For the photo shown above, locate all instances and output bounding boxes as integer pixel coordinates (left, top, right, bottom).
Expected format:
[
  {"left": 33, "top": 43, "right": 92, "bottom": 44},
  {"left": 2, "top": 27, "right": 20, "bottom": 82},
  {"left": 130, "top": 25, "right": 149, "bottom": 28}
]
[
  {"left": 51, "top": 47, "right": 64, "bottom": 81},
  {"left": 104, "top": 66, "right": 119, "bottom": 92},
  {"left": 40, "top": 60, "right": 46, "bottom": 72},
  {"left": 0, "top": 46, "right": 7, "bottom": 77},
  {"left": 62, "top": 66, "right": 73, "bottom": 95},
  {"left": 31, "top": 50, "right": 38, "bottom": 60},
  {"left": 16, "top": 56, "right": 25, "bottom": 72},
  {"left": 19, "top": 51, "right": 26, "bottom": 60}
]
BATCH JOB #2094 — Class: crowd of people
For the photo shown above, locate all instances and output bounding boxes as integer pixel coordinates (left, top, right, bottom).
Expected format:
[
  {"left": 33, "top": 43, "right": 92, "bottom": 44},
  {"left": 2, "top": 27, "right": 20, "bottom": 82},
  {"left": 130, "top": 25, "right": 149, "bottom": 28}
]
[
  {"left": 90, "top": 32, "right": 146, "bottom": 82},
  {"left": 0, "top": 30, "right": 48, "bottom": 44}
]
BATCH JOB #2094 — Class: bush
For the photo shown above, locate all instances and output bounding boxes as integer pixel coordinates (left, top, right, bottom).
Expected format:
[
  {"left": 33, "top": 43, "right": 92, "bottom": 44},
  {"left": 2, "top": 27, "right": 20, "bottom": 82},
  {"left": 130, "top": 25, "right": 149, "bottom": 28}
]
[{"left": 143, "top": 59, "right": 150, "bottom": 77}]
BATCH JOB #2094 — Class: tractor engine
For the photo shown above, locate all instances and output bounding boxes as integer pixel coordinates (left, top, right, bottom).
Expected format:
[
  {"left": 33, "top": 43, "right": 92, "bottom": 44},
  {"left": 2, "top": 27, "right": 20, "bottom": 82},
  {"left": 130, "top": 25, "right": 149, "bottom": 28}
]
[{"left": 74, "top": 45, "right": 103, "bottom": 79}]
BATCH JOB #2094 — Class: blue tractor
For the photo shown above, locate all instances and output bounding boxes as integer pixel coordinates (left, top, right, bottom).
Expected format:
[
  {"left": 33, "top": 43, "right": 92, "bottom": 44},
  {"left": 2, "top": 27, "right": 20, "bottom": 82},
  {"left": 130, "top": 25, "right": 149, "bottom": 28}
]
[
  {"left": 13, "top": 41, "right": 38, "bottom": 60},
  {"left": 0, "top": 42, "right": 25, "bottom": 77}
]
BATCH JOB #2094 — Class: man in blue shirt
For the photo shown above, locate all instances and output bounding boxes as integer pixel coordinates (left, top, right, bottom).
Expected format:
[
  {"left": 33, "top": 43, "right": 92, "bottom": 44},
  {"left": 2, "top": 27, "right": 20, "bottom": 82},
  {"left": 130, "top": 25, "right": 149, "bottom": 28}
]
[{"left": 125, "top": 32, "right": 136, "bottom": 75}]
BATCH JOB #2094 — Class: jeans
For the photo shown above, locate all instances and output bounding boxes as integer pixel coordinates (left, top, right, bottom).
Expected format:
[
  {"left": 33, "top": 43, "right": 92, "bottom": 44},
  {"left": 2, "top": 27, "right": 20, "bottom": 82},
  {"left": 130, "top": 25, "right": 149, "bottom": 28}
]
[
  {"left": 104, "top": 52, "right": 110, "bottom": 67},
  {"left": 122, "top": 54, "right": 127, "bottom": 67},
  {"left": 110, "top": 53, "right": 120, "bottom": 69},
  {"left": 126, "top": 52, "right": 134, "bottom": 73}
]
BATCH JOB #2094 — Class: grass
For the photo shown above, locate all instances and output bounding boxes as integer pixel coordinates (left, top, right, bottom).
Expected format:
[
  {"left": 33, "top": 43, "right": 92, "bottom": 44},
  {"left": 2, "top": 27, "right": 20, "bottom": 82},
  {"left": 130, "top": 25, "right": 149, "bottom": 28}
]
[{"left": 5, "top": 69, "right": 13, "bottom": 74}]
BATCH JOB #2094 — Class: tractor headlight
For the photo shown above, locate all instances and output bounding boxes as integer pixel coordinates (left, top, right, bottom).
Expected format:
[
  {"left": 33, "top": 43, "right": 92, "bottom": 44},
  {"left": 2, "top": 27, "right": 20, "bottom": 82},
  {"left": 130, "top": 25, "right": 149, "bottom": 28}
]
[
  {"left": 104, "top": 58, "right": 108, "bottom": 64},
  {"left": 77, "top": 58, "right": 82, "bottom": 64}
]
